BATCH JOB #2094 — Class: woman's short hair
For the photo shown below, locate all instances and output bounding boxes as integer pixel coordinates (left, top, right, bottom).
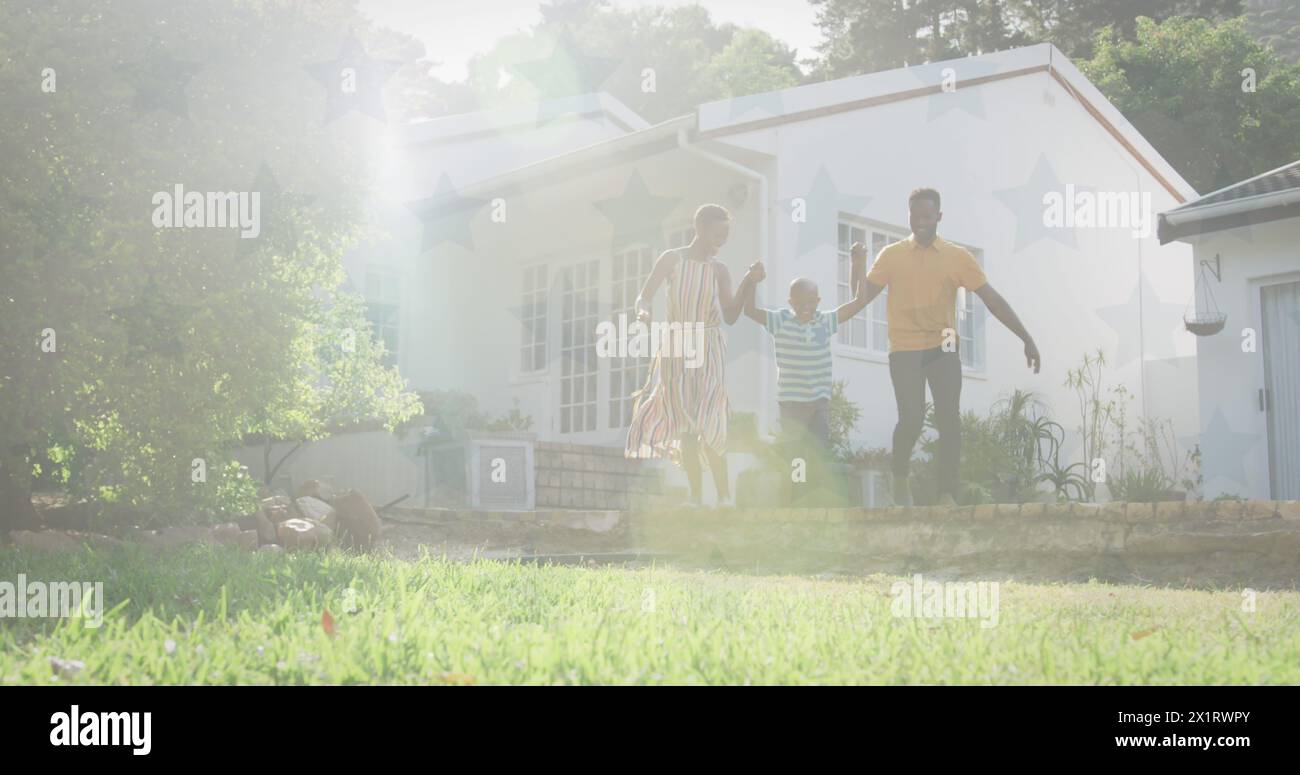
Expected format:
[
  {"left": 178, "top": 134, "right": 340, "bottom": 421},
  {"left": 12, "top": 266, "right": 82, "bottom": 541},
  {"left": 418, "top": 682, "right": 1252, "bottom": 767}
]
[{"left": 694, "top": 203, "right": 731, "bottom": 227}]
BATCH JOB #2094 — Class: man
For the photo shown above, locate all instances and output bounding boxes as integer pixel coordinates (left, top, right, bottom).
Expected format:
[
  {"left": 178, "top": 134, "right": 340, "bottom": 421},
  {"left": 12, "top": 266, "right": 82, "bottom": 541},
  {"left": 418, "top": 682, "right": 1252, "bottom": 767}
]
[{"left": 851, "top": 188, "right": 1040, "bottom": 506}]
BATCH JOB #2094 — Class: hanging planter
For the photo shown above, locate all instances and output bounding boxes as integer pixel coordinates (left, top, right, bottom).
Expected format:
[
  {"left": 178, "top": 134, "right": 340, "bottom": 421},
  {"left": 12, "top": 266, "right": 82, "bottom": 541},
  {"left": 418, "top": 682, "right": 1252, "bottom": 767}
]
[
  {"left": 1184, "top": 312, "right": 1227, "bottom": 336},
  {"left": 1183, "top": 254, "right": 1227, "bottom": 337}
]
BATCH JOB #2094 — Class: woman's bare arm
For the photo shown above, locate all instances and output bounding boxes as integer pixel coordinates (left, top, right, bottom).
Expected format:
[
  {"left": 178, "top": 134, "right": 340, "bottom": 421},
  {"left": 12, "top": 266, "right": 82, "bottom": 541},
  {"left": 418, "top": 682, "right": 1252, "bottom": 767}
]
[
  {"left": 714, "top": 261, "right": 753, "bottom": 326},
  {"left": 634, "top": 250, "right": 680, "bottom": 322}
]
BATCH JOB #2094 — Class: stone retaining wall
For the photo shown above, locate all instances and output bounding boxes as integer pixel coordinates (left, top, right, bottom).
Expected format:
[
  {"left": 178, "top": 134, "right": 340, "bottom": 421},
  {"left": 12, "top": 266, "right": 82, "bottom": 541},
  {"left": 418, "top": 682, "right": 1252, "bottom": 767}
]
[
  {"left": 533, "top": 441, "right": 665, "bottom": 510},
  {"left": 391, "top": 500, "right": 1300, "bottom": 588}
]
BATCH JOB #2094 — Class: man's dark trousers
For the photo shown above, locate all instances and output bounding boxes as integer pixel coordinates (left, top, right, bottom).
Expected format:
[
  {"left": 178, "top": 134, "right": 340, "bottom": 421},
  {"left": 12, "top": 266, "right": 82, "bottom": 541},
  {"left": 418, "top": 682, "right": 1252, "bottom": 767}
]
[{"left": 888, "top": 346, "right": 961, "bottom": 498}]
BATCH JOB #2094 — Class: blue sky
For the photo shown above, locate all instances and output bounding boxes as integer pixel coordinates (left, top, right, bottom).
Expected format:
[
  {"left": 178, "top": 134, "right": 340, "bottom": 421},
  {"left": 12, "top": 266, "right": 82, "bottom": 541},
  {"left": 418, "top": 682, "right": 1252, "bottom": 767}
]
[{"left": 357, "top": 0, "right": 821, "bottom": 81}]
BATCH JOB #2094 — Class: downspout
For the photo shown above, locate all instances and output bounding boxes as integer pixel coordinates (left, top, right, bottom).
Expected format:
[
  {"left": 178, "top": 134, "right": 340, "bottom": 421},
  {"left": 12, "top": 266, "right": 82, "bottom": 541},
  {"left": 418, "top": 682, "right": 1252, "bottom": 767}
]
[{"left": 676, "top": 127, "right": 775, "bottom": 438}]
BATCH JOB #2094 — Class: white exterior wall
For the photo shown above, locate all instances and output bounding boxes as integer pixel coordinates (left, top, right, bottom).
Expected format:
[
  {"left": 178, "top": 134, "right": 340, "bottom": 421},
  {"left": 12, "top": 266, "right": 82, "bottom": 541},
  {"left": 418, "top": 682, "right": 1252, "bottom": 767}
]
[
  {"left": 1189, "top": 218, "right": 1300, "bottom": 499},
  {"left": 340, "top": 97, "right": 645, "bottom": 400}
]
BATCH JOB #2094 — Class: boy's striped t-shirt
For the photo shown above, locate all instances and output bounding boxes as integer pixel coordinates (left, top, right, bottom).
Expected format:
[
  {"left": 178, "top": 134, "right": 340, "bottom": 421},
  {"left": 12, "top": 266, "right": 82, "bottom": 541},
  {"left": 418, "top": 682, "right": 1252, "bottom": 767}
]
[{"left": 763, "top": 308, "right": 839, "bottom": 402}]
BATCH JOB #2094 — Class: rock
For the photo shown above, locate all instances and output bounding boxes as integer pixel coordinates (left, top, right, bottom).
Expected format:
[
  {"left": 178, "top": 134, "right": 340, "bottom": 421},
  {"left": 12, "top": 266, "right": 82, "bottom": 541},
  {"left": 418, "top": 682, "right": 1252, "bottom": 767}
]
[
  {"left": 131, "top": 526, "right": 215, "bottom": 549},
  {"left": 331, "top": 490, "right": 381, "bottom": 550},
  {"left": 1241, "top": 500, "right": 1278, "bottom": 520},
  {"left": 295, "top": 479, "right": 337, "bottom": 502},
  {"left": 50, "top": 657, "right": 85, "bottom": 679},
  {"left": 295, "top": 496, "right": 337, "bottom": 530},
  {"left": 9, "top": 529, "right": 122, "bottom": 552},
  {"left": 276, "top": 518, "right": 333, "bottom": 551},
  {"left": 12, "top": 530, "right": 78, "bottom": 552},
  {"left": 260, "top": 495, "right": 293, "bottom": 523},
  {"left": 236, "top": 530, "right": 259, "bottom": 550},
  {"left": 256, "top": 544, "right": 285, "bottom": 555},
  {"left": 212, "top": 522, "right": 243, "bottom": 546},
  {"left": 239, "top": 508, "right": 278, "bottom": 545}
]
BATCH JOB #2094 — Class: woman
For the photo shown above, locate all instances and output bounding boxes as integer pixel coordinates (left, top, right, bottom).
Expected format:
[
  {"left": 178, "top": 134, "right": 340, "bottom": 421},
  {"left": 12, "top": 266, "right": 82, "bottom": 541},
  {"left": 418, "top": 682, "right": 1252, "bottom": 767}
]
[{"left": 625, "top": 204, "right": 759, "bottom": 507}]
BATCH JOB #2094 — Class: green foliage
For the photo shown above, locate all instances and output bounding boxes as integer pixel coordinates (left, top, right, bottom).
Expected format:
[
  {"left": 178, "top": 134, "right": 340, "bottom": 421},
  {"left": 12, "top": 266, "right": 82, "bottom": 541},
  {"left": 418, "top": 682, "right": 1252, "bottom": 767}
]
[
  {"left": 1064, "top": 350, "right": 1200, "bottom": 503},
  {"left": 828, "top": 380, "right": 861, "bottom": 462},
  {"left": 467, "top": 0, "right": 803, "bottom": 123},
  {"left": 0, "top": 1, "right": 423, "bottom": 524},
  {"left": 1245, "top": 0, "right": 1300, "bottom": 64},
  {"left": 917, "top": 389, "right": 1060, "bottom": 503},
  {"left": 415, "top": 391, "right": 534, "bottom": 446},
  {"left": 1079, "top": 15, "right": 1300, "bottom": 193},
  {"left": 807, "top": 0, "right": 1242, "bottom": 77},
  {"left": 1108, "top": 467, "right": 1173, "bottom": 503}
]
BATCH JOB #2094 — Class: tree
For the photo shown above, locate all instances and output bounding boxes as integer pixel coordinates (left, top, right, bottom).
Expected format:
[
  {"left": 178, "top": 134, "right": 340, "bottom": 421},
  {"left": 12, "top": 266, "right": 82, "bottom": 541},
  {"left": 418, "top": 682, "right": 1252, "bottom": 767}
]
[
  {"left": 466, "top": 0, "right": 804, "bottom": 123},
  {"left": 1079, "top": 15, "right": 1300, "bottom": 192},
  {"left": 0, "top": 0, "right": 422, "bottom": 530},
  {"left": 1244, "top": 0, "right": 1300, "bottom": 64},
  {"left": 807, "top": 0, "right": 1243, "bottom": 78},
  {"left": 701, "top": 29, "right": 802, "bottom": 98}
]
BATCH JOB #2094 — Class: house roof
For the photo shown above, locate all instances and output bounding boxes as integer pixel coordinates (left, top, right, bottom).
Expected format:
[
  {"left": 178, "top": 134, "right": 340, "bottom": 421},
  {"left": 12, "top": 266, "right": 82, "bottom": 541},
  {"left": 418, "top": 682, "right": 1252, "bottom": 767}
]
[
  {"left": 410, "top": 114, "right": 697, "bottom": 217},
  {"left": 413, "top": 44, "right": 1200, "bottom": 217},
  {"left": 393, "top": 92, "right": 649, "bottom": 148},
  {"left": 696, "top": 43, "right": 1197, "bottom": 204},
  {"left": 1158, "top": 159, "right": 1300, "bottom": 243}
]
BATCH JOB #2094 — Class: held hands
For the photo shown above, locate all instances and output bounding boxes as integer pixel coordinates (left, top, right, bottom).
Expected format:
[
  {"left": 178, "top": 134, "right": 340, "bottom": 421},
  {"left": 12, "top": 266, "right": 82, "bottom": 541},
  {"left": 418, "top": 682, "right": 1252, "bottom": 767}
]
[
  {"left": 850, "top": 241, "right": 868, "bottom": 264},
  {"left": 744, "top": 261, "right": 766, "bottom": 284}
]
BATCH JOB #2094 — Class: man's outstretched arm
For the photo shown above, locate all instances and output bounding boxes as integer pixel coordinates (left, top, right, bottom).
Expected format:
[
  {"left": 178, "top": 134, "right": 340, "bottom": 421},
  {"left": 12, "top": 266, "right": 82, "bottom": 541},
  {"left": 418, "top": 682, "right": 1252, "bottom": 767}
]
[
  {"left": 837, "top": 242, "right": 885, "bottom": 323},
  {"left": 974, "top": 283, "right": 1040, "bottom": 373}
]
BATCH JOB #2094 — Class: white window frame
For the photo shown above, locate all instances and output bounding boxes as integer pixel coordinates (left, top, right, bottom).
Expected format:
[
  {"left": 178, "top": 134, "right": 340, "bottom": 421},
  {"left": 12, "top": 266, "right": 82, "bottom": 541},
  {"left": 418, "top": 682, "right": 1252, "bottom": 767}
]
[
  {"left": 608, "top": 244, "right": 656, "bottom": 429},
  {"left": 558, "top": 258, "right": 601, "bottom": 435},
  {"left": 957, "top": 248, "right": 987, "bottom": 374},
  {"left": 836, "top": 221, "right": 903, "bottom": 359},
  {"left": 518, "top": 262, "right": 549, "bottom": 376}
]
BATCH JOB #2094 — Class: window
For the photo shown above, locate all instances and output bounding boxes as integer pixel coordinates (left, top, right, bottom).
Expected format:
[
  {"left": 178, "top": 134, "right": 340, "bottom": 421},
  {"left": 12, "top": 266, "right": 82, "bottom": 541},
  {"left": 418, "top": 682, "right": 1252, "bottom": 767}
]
[
  {"left": 559, "top": 260, "right": 600, "bottom": 434},
  {"left": 958, "top": 249, "right": 986, "bottom": 371},
  {"left": 609, "top": 246, "right": 655, "bottom": 428},
  {"left": 364, "top": 270, "right": 400, "bottom": 367},
  {"left": 837, "top": 223, "right": 899, "bottom": 353},
  {"left": 520, "top": 264, "right": 548, "bottom": 373}
]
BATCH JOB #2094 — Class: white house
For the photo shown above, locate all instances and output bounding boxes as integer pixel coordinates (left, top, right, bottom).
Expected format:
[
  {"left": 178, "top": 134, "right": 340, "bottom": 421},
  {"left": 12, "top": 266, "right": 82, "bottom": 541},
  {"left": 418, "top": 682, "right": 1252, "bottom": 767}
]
[
  {"left": 1159, "top": 160, "right": 1300, "bottom": 500},
  {"left": 290, "top": 43, "right": 1208, "bottom": 504}
]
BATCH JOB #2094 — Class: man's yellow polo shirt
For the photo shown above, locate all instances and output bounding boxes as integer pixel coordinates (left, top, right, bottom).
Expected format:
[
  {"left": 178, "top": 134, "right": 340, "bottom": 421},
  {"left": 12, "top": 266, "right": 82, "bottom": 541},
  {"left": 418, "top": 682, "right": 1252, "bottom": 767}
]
[{"left": 864, "top": 234, "right": 987, "bottom": 353}]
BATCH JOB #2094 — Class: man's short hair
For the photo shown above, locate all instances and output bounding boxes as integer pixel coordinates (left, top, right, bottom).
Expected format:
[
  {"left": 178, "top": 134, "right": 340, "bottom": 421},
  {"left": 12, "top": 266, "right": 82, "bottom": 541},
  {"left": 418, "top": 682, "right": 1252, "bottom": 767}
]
[
  {"left": 694, "top": 203, "right": 731, "bottom": 227},
  {"left": 908, "top": 187, "right": 941, "bottom": 210}
]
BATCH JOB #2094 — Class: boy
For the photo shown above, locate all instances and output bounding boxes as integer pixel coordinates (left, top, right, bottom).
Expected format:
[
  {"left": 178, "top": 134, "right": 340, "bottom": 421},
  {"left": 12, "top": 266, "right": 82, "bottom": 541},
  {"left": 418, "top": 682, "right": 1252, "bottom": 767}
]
[{"left": 742, "top": 246, "right": 871, "bottom": 499}]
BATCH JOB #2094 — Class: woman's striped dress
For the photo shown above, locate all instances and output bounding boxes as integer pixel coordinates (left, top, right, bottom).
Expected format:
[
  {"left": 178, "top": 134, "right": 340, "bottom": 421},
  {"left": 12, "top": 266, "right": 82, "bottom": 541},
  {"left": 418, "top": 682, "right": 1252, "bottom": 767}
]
[{"left": 624, "top": 250, "right": 728, "bottom": 466}]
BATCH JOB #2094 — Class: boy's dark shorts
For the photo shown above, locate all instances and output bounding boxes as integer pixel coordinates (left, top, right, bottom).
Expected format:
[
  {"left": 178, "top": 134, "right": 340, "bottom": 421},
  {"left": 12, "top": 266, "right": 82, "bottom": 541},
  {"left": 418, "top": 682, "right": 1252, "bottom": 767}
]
[{"left": 779, "top": 397, "right": 830, "bottom": 449}]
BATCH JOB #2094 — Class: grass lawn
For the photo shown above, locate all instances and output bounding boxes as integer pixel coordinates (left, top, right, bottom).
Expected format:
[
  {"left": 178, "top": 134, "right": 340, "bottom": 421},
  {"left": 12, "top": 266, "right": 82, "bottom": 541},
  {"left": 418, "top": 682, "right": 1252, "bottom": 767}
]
[{"left": 2, "top": 546, "right": 1298, "bottom": 685}]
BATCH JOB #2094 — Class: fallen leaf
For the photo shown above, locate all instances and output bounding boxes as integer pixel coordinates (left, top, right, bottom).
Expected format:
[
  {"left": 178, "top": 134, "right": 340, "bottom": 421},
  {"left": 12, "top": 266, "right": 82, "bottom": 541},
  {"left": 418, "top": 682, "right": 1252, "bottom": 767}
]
[
  {"left": 437, "top": 672, "right": 475, "bottom": 686},
  {"left": 1131, "top": 627, "right": 1161, "bottom": 641},
  {"left": 321, "top": 608, "right": 335, "bottom": 637}
]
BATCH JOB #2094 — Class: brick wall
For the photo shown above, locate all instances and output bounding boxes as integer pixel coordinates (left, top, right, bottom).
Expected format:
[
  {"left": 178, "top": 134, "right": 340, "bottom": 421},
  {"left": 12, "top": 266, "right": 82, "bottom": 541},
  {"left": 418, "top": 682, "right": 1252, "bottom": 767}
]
[{"left": 534, "top": 441, "right": 664, "bottom": 510}]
